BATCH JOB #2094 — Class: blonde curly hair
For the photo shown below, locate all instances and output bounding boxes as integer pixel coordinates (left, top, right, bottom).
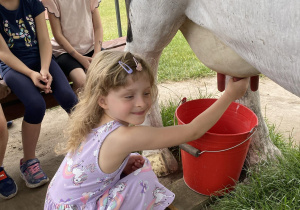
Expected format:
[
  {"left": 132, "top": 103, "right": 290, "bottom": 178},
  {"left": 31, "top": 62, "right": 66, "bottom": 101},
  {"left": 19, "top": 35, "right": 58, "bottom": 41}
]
[{"left": 63, "top": 51, "right": 158, "bottom": 154}]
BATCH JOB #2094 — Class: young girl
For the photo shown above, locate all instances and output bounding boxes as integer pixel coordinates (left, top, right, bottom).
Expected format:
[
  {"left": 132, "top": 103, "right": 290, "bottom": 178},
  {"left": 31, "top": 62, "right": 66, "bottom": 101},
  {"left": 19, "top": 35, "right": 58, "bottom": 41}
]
[
  {"left": 42, "top": 0, "right": 103, "bottom": 92},
  {"left": 44, "top": 51, "right": 249, "bottom": 209},
  {"left": 0, "top": 0, "right": 77, "bottom": 189}
]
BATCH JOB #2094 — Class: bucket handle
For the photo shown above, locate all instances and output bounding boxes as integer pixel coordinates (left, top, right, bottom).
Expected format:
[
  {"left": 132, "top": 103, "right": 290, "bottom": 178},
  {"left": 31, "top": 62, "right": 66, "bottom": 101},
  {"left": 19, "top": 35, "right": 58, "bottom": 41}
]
[
  {"left": 180, "top": 126, "right": 257, "bottom": 158},
  {"left": 174, "top": 98, "right": 257, "bottom": 158}
]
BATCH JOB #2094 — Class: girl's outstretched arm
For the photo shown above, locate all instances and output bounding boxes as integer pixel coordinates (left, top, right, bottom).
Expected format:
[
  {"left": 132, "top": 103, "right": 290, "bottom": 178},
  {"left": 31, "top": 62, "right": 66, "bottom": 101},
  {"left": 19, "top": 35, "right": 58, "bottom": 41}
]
[
  {"left": 48, "top": 13, "right": 92, "bottom": 70},
  {"left": 119, "top": 77, "right": 250, "bottom": 153},
  {"left": 0, "top": 34, "right": 48, "bottom": 91},
  {"left": 100, "top": 78, "right": 249, "bottom": 174},
  {"left": 91, "top": 7, "right": 103, "bottom": 57},
  {"left": 35, "top": 11, "right": 53, "bottom": 93}
]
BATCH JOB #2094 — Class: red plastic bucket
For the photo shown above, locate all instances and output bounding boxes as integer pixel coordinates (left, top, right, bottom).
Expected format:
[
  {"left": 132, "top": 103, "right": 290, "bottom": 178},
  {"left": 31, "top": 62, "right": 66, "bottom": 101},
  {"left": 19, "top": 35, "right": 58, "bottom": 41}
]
[{"left": 175, "top": 98, "right": 258, "bottom": 196}]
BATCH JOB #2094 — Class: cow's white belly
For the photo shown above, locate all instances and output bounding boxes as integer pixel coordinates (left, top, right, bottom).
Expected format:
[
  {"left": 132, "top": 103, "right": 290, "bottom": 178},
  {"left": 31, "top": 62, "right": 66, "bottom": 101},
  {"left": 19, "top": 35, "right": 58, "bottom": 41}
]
[{"left": 180, "top": 19, "right": 260, "bottom": 77}]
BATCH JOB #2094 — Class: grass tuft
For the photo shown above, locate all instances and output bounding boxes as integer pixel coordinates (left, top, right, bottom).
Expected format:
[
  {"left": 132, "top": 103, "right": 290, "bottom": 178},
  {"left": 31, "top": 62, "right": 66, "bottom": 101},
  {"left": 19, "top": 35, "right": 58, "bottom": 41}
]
[{"left": 158, "top": 32, "right": 215, "bottom": 83}]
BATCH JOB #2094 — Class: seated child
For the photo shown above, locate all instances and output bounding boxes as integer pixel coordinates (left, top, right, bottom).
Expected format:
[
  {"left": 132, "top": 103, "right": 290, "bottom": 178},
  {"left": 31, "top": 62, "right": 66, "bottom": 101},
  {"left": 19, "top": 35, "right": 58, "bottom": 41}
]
[
  {"left": 43, "top": 0, "right": 103, "bottom": 92},
  {"left": 0, "top": 0, "right": 78, "bottom": 189}
]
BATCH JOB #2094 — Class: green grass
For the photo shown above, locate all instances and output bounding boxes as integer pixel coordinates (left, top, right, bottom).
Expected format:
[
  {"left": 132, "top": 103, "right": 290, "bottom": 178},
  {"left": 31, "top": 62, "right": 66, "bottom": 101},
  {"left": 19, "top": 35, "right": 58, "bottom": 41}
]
[
  {"left": 99, "top": 0, "right": 128, "bottom": 41},
  {"left": 158, "top": 32, "right": 215, "bottom": 83},
  {"left": 46, "top": 0, "right": 215, "bottom": 83}
]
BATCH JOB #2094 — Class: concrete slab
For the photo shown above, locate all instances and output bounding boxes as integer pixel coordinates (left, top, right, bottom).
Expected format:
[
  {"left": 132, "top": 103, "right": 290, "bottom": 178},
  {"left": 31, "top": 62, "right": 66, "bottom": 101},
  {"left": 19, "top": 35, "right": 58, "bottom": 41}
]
[
  {"left": 168, "top": 178, "right": 213, "bottom": 210},
  {"left": 157, "top": 164, "right": 213, "bottom": 210}
]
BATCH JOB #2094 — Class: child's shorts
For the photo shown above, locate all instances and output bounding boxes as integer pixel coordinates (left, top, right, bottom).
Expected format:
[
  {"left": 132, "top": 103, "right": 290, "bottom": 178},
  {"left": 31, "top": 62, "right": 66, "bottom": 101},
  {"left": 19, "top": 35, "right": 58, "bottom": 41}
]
[{"left": 55, "top": 50, "right": 94, "bottom": 76}]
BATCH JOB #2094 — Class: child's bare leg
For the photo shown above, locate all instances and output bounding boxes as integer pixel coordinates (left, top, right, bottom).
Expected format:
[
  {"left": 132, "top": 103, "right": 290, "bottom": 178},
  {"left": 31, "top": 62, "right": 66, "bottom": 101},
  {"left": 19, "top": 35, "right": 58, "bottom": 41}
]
[
  {"left": 21, "top": 121, "right": 41, "bottom": 162},
  {"left": 0, "top": 105, "right": 8, "bottom": 166},
  {"left": 0, "top": 105, "right": 17, "bottom": 198},
  {"left": 69, "top": 68, "right": 86, "bottom": 93}
]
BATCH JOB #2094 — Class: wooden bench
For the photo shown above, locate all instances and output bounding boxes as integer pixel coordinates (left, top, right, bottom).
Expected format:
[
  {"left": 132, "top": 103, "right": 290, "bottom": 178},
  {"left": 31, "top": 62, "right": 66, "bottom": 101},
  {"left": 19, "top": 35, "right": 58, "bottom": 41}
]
[{"left": 0, "top": 37, "right": 126, "bottom": 121}]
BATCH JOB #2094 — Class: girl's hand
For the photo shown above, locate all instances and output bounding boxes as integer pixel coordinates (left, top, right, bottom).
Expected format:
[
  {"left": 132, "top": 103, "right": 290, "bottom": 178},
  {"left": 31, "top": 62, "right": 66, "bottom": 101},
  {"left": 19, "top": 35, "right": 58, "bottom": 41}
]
[
  {"left": 225, "top": 77, "right": 250, "bottom": 101},
  {"left": 40, "top": 69, "right": 53, "bottom": 94},
  {"left": 122, "top": 154, "right": 145, "bottom": 175},
  {"left": 77, "top": 55, "right": 92, "bottom": 71},
  {"left": 29, "top": 71, "right": 51, "bottom": 93}
]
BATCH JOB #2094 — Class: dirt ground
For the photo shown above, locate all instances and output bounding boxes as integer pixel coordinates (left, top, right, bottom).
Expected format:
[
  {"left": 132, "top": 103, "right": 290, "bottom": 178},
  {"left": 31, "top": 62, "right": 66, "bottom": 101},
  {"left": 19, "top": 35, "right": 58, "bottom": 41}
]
[{"left": 1, "top": 77, "right": 300, "bottom": 209}]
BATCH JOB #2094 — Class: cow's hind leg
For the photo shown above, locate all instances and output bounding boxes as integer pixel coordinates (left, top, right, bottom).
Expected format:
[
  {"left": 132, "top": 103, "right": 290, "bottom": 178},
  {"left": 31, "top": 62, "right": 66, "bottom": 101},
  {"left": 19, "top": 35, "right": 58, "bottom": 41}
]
[
  {"left": 139, "top": 56, "right": 179, "bottom": 177},
  {"left": 125, "top": 0, "right": 188, "bottom": 176},
  {"left": 236, "top": 82, "right": 282, "bottom": 167}
]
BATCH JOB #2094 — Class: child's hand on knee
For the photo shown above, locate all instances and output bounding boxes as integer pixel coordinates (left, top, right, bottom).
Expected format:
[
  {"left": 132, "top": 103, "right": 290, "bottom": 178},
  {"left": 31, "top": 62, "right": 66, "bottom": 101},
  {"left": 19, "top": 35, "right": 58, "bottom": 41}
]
[
  {"left": 40, "top": 69, "right": 53, "bottom": 94},
  {"left": 30, "top": 71, "right": 52, "bottom": 93},
  {"left": 77, "top": 55, "right": 92, "bottom": 71},
  {"left": 122, "top": 154, "right": 145, "bottom": 175},
  {"left": 0, "top": 81, "right": 10, "bottom": 100}
]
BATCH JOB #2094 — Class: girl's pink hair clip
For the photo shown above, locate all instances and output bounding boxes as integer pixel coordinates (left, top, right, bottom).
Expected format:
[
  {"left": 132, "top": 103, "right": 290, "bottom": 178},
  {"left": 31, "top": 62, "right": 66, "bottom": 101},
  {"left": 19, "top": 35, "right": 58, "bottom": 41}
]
[{"left": 133, "top": 57, "right": 143, "bottom": 71}]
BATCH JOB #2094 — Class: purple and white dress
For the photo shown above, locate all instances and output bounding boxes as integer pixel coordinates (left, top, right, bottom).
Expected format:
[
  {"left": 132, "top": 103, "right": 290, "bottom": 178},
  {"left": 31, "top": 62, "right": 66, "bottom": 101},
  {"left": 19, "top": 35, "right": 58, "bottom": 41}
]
[{"left": 44, "top": 121, "right": 175, "bottom": 210}]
